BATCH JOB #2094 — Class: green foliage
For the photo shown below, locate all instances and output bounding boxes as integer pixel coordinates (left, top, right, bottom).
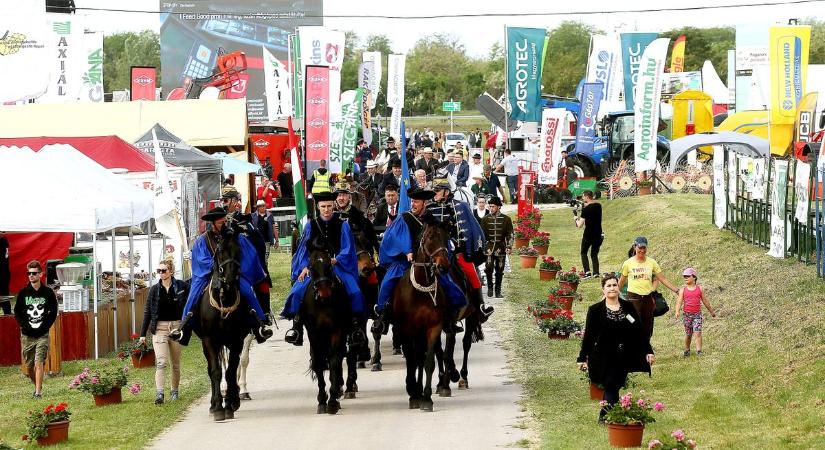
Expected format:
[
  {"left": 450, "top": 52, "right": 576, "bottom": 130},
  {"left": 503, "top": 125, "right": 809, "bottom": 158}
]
[
  {"left": 542, "top": 21, "right": 600, "bottom": 97},
  {"left": 68, "top": 362, "right": 129, "bottom": 396},
  {"left": 25, "top": 402, "right": 71, "bottom": 441},
  {"left": 103, "top": 31, "right": 161, "bottom": 92},
  {"left": 801, "top": 18, "right": 825, "bottom": 64},
  {"left": 659, "top": 27, "right": 734, "bottom": 76},
  {"left": 603, "top": 392, "right": 663, "bottom": 425}
]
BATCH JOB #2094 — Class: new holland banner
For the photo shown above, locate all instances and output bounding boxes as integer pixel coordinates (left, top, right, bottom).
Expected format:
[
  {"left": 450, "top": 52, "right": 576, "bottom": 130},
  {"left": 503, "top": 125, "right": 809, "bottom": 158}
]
[
  {"left": 537, "top": 108, "right": 566, "bottom": 185},
  {"left": 769, "top": 26, "right": 811, "bottom": 126},
  {"left": 263, "top": 46, "right": 292, "bottom": 121},
  {"left": 304, "top": 65, "right": 331, "bottom": 162},
  {"left": 80, "top": 31, "right": 103, "bottom": 102},
  {"left": 573, "top": 82, "right": 603, "bottom": 155},
  {"left": 670, "top": 35, "right": 686, "bottom": 73},
  {"left": 621, "top": 32, "right": 658, "bottom": 110},
  {"left": 362, "top": 51, "right": 382, "bottom": 109},
  {"left": 586, "top": 34, "right": 622, "bottom": 117},
  {"left": 507, "top": 27, "right": 546, "bottom": 122},
  {"left": 633, "top": 38, "right": 670, "bottom": 172}
]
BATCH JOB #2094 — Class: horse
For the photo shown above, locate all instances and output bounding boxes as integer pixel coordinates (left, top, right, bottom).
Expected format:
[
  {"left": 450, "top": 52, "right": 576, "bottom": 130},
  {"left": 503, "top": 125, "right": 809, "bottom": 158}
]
[
  {"left": 302, "top": 246, "right": 353, "bottom": 414},
  {"left": 194, "top": 227, "right": 251, "bottom": 422},
  {"left": 388, "top": 222, "right": 452, "bottom": 411}
]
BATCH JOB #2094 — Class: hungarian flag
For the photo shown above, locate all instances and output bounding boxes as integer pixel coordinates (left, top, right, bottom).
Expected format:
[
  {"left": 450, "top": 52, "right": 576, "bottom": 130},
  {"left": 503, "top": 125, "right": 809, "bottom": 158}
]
[{"left": 288, "top": 117, "right": 308, "bottom": 234}]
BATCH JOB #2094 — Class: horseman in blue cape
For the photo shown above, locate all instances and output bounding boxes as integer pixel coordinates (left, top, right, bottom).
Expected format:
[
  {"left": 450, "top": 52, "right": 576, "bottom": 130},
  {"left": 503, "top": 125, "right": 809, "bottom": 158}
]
[
  {"left": 282, "top": 191, "right": 366, "bottom": 346},
  {"left": 169, "top": 206, "right": 273, "bottom": 345}
]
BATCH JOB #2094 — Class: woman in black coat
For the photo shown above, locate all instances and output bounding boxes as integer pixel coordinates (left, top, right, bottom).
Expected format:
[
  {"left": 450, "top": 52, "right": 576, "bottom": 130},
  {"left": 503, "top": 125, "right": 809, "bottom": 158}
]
[{"left": 577, "top": 273, "right": 655, "bottom": 422}]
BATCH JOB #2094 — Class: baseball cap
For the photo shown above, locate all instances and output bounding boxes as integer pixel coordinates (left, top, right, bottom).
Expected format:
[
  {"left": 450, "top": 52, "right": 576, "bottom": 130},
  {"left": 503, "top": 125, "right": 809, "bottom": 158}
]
[
  {"left": 633, "top": 236, "right": 648, "bottom": 247},
  {"left": 682, "top": 267, "right": 698, "bottom": 277},
  {"left": 255, "top": 200, "right": 266, "bottom": 207}
]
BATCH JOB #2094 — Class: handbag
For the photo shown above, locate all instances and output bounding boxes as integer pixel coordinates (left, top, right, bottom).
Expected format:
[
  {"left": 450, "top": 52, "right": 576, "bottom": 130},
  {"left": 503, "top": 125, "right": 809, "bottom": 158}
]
[{"left": 652, "top": 291, "right": 669, "bottom": 317}]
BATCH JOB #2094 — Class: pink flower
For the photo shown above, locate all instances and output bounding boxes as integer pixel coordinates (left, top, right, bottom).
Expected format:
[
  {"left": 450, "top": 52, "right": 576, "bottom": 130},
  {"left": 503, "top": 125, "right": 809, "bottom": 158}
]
[
  {"left": 671, "top": 429, "right": 685, "bottom": 442},
  {"left": 637, "top": 399, "right": 646, "bottom": 408},
  {"left": 91, "top": 377, "right": 99, "bottom": 384},
  {"left": 599, "top": 400, "right": 609, "bottom": 407},
  {"left": 686, "top": 440, "right": 697, "bottom": 448},
  {"left": 129, "top": 383, "right": 141, "bottom": 395},
  {"left": 620, "top": 394, "right": 632, "bottom": 409},
  {"left": 653, "top": 401, "right": 665, "bottom": 412},
  {"left": 647, "top": 440, "right": 662, "bottom": 449}
]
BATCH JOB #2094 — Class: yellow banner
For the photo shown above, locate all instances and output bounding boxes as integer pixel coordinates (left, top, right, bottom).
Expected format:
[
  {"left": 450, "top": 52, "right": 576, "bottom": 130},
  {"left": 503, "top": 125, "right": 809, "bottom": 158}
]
[
  {"left": 670, "top": 35, "right": 686, "bottom": 73},
  {"left": 769, "top": 26, "right": 811, "bottom": 127}
]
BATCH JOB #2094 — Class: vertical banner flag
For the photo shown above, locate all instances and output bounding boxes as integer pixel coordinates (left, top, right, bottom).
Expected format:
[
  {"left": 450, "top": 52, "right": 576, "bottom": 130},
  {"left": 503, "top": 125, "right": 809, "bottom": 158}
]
[
  {"left": 399, "top": 121, "right": 411, "bottom": 213},
  {"left": 298, "top": 26, "right": 345, "bottom": 121},
  {"left": 735, "top": 24, "right": 769, "bottom": 112},
  {"left": 768, "top": 25, "right": 811, "bottom": 126},
  {"left": 586, "top": 34, "right": 622, "bottom": 117},
  {"left": 361, "top": 88, "right": 373, "bottom": 145},
  {"left": 151, "top": 130, "right": 180, "bottom": 243},
  {"left": 0, "top": 15, "right": 50, "bottom": 103},
  {"left": 506, "top": 27, "right": 546, "bottom": 122},
  {"left": 387, "top": 54, "right": 406, "bottom": 141},
  {"left": 80, "top": 31, "right": 104, "bottom": 102},
  {"left": 752, "top": 158, "right": 766, "bottom": 201},
  {"left": 794, "top": 161, "right": 810, "bottom": 223},
  {"left": 767, "top": 159, "right": 789, "bottom": 258},
  {"left": 288, "top": 117, "right": 308, "bottom": 233},
  {"left": 537, "top": 108, "right": 566, "bottom": 185},
  {"left": 390, "top": 107, "right": 402, "bottom": 142},
  {"left": 670, "top": 35, "right": 686, "bottom": 73},
  {"left": 362, "top": 51, "right": 382, "bottom": 109},
  {"left": 290, "top": 34, "right": 303, "bottom": 120},
  {"left": 263, "top": 46, "right": 293, "bottom": 121},
  {"left": 633, "top": 38, "right": 670, "bottom": 172},
  {"left": 573, "top": 83, "right": 603, "bottom": 154},
  {"left": 304, "top": 65, "right": 331, "bottom": 162},
  {"left": 712, "top": 147, "right": 726, "bottom": 229},
  {"left": 38, "top": 16, "right": 85, "bottom": 103},
  {"left": 130, "top": 67, "right": 157, "bottom": 101},
  {"left": 621, "top": 32, "right": 658, "bottom": 110},
  {"left": 727, "top": 152, "right": 737, "bottom": 205},
  {"left": 358, "top": 60, "right": 374, "bottom": 98},
  {"left": 727, "top": 49, "right": 736, "bottom": 110},
  {"left": 329, "top": 88, "right": 364, "bottom": 173}
]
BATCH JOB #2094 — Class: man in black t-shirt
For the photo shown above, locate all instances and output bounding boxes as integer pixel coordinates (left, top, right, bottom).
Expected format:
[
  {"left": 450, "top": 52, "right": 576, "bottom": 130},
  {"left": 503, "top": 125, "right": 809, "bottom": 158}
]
[
  {"left": 15, "top": 260, "right": 58, "bottom": 398},
  {"left": 574, "top": 190, "right": 603, "bottom": 277}
]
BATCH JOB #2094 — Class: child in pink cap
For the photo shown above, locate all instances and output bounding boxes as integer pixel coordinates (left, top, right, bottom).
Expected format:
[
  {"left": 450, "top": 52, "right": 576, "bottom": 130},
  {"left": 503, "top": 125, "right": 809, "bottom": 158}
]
[{"left": 674, "top": 267, "right": 716, "bottom": 356}]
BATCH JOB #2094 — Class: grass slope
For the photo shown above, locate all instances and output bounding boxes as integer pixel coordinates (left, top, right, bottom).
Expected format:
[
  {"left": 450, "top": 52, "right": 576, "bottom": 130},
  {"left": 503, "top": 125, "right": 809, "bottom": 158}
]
[{"left": 498, "top": 194, "right": 824, "bottom": 449}]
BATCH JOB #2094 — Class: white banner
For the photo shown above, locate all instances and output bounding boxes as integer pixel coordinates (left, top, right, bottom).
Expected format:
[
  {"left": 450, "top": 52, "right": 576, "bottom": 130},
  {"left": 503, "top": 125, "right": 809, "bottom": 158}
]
[
  {"left": 752, "top": 158, "right": 767, "bottom": 201},
  {"left": 794, "top": 161, "right": 810, "bottom": 223},
  {"left": 298, "top": 26, "right": 345, "bottom": 121},
  {"left": 37, "top": 15, "right": 85, "bottom": 103},
  {"left": 728, "top": 152, "right": 738, "bottom": 205},
  {"left": 387, "top": 54, "right": 406, "bottom": 109},
  {"left": 263, "top": 46, "right": 292, "bottom": 121},
  {"left": 537, "top": 108, "right": 566, "bottom": 185},
  {"left": 713, "top": 147, "right": 726, "bottom": 229},
  {"left": 633, "top": 38, "right": 669, "bottom": 172},
  {"left": 79, "top": 31, "right": 103, "bottom": 102},
  {"left": 362, "top": 51, "right": 382, "bottom": 109},
  {"left": 0, "top": 15, "right": 51, "bottom": 103},
  {"left": 768, "top": 159, "right": 789, "bottom": 258},
  {"left": 389, "top": 106, "right": 402, "bottom": 142},
  {"left": 586, "top": 34, "right": 623, "bottom": 116}
]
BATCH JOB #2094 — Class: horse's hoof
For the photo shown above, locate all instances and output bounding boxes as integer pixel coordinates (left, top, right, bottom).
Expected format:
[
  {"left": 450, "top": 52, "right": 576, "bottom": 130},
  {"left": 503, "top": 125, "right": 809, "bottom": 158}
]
[
  {"left": 371, "top": 363, "right": 382, "bottom": 372},
  {"left": 392, "top": 347, "right": 402, "bottom": 355},
  {"left": 439, "top": 388, "right": 452, "bottom": 397},
  {"left": 212, "top": 410, "right": 226, "bottom": 422},
  {"left": 344, "top": 391, "right": 356, "bottom": 399},
  {"left": 449, "top": 369, "right": 461, "bottom": 383},
  {"left": 420, "top": 400, "right": 434, "bottom": 412},
  {"left": 224, "top": 408, "right": 235, "bottom": 420},
  {"left": 409, "top": 399, "right": 420, "bottom": 409},
  {"left": 357, "top": 361, "right": 366, "bottom": 369},
  {"left": 336, "top": 391, "right": 344, "bottom": 400},
  {"left": 458, "top": 378, "right": 469, "bottom": 390},
  {"left": 327, "top": 400, "right": 341, "bottom": 415},
  {"left": 317, "top": 404, "right": 327, "bottom": 414}
]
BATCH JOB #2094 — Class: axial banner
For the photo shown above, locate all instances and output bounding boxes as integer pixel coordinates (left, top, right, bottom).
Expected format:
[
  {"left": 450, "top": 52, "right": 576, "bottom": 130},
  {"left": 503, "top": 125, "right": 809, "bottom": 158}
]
[
  {"left": 537, "top": 108, "right": 566, "bottom": 185},
  {"left": 768, "top": 25, "right": 811, "bottom": 126},
  {"left": 263, "top": 46, "right": 292, "bottom": 121},
  {"left": 633, "top": 38, "right": 670, "bottom": 172},
  {"left": 620, "top": 32, "right": 658, "bottom": 110},
  {"left": 304, "top": 65, "right": 331, "bottom": 162},
  {"left": 38, "top": 16, "right": 85, "bottom": 104},
  {"left": 507, "top": 27, "right": 546, "bottom": 122}
]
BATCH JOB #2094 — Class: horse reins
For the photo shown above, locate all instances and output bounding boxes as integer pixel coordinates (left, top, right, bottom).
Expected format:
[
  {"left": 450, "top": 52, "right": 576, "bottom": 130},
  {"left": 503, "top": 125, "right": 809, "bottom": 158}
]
[
  {"left": 409, "top": 234, "right": 448, "bottom": 305},
  {"left": 208, "top": 277, "right": 240, "bottom": 319}
]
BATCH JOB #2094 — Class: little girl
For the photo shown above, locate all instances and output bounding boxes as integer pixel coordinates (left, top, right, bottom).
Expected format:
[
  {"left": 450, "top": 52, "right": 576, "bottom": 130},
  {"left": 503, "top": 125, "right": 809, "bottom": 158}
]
[{"left": 674, "top": 267, "right": 716, "bottom": 356}]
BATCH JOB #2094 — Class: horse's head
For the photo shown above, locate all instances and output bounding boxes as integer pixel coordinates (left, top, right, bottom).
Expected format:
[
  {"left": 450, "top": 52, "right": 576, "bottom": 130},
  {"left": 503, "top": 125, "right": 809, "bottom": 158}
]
[
  {"left": 419, "top": 222, "right": 451, "bottom": 274},
  {"left": 211, "top": 225, "right": 241, "bottom": 293},
  {"left": 354, "top": 233, "right": 375, "bottom": 277},
  {"left": 309, "top": 247, "right": 336, "bottom": 299}
]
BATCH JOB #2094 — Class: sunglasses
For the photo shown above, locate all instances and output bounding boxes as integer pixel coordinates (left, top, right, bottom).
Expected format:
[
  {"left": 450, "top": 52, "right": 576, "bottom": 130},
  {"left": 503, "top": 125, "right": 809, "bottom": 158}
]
[
  {"left": 156, "top": 269, "right": 168, "bottom": 274},
  {"left": 28, "top": 271, "right": 41, "bottom": 276}
]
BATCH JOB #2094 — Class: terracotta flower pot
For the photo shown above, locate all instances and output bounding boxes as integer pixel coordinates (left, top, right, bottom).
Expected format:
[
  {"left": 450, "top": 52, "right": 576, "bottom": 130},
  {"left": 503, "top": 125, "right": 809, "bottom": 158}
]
[
  {"left": 638, "top": 186, "right": 652, "bottom": 196},
  {"left": 538, "top": 269, "right": 558, "bottom": 281},
  {"left": 519, "top": 255, "right": 538, "bottom": 269},
  {"left": 36, "top": 420, "right": 70, "bottom": 446},
  {"left": 533, "top": 244, "right": 548, "bottom": 255},
  {"left": 556, "top": 295, "right": 574, "bottom": 311},
  {"left": 607, "top": 423, "right": 645, "bottom": 448},
  {"left": 132, "top": 349, "right": 155, "bottom": 369},
  {"left": 589, "top": 383, "right": 604, "bottom": 401},
  {"left": 547, "top": 332, "right": 569, "bottom": 340},
  {"left": 559, "top": 281, "right": 579, "bottom": 292},
  {"left": 93, "top": 387, "right": 123, "bottom": 407},
  {"left": 514, "top": 238, "right": 530, "bottom": 249}
]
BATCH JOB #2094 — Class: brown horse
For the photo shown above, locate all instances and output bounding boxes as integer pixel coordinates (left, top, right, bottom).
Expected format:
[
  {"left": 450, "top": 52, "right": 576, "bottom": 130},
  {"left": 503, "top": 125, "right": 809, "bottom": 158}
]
[{"left": 388, "top": 222, "right": 452, "bottom": 411}]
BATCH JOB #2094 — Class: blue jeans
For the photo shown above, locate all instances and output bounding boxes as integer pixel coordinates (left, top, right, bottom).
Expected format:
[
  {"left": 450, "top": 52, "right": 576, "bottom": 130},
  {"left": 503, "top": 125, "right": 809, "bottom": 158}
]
[{"left": 506, "top": 175, "right": 518, "bottom": 203}]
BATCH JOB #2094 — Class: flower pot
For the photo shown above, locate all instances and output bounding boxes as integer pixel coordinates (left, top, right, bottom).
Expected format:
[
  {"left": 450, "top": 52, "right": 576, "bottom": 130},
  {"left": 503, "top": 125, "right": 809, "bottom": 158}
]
[
  {"left": 93, "top": 387, "right": 123, "bottom": 407},
  {"left": 519, "top": 255, "right": 538, "bottom": 269},
  {"left": 607, "top": 423, "right": 645, "bottom": 448},
  {"left": 559, "top": 281, "right": 579, "bottom": 292},
  {"left": 556, "top": 295, "right": 574, "bottom": 311},
  {"left": 533, "top": 244, "right": 548, "bottom": 255},
  {"left": 638, "top": 186, "right": 652, "bottom": 196},
  {"left": 36, "top": 420, "right": 70, "bottom": 446},
  {"left": 548, "top": 332, "right": 569, "bottom": 340},
  {"left": 132, "top": 349, "right": 155, "bottom": 369},
  {"left": 538, "top": 269, "right": 558, "bottom": 281},
  {"left": 514, "top": 238, "right": 530, "bottom": 249},
  {"left": 589, "top": 383, "right": 604, "bottom": 401}
]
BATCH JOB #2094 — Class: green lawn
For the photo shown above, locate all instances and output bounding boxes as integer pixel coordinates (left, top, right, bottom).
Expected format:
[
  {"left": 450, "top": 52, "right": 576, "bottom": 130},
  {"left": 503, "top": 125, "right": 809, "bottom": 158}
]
[
  {"left": 497, "top": 194, "right": 825, "bottom": 449},
  {"left": 0, "top": 252, "right": 292, "bottom": 449}
]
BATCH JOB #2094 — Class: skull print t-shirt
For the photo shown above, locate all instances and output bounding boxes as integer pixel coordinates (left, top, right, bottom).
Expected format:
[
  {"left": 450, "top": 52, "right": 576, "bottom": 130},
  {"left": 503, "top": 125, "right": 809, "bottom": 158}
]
[{"left": 14, "top": 283, "right": 58, "bottom": 338}]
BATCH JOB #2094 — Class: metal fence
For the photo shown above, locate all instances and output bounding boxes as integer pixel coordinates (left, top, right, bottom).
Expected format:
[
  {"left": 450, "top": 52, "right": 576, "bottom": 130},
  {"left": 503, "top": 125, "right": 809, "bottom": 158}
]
[{"left": 816, "top": 166, "right": 825, "bottom": 278}]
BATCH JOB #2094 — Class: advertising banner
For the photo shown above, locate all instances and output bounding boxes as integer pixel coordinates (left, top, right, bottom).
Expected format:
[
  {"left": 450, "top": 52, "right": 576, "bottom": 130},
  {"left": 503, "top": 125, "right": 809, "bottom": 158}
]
[
  {"left": 38, "top": 16, "right": 85, "bottom": 104},
  {"left": 362, "top": 51, "right": 382, "bottom": 109},
  {"left": 389, "top": 106, "right": 402, "bottom": 142},
  {"left": 80, "top": 31, "right": 104, "bottom": 102},
  {"left": 573, "top": 83, "right": 603, "bottom": 155},
  {"left": 387, "top": 53, "right": 406, "bottom": 108},
  {"left": 633, "top": 38, "right": 669, "bottom": 172},
  {"left": 661, "top": 71, "right": 702, "bottom": 98},
  {"left": 586, "top": 34, "right": 623, "bottom": 117},
  {"left": 712, "top": 147, "right": 726, "bottom": 229},
  {"left": 304, "top": 65, "right": 330, "bottom": 162},
  {"left": 670, "top": 35, "right": 686, "bottom": 73},
  {"left": 0, "top": 15, "right": 50, "bottom": 103},
  {"left": 735, "top": 24, "right": 769, "bottom": 112},
  {"left": 767, "top": 159, "right": 789, "bottom": 258},
  {"left": 752, "top": 157, "right": 767, "bottom": 201},
  {"left": 620, "top": 32, "right": 658, "bottom": 110},
  {"left": 794, "top": 161, "right": 810, "bottom": 223},
  {"left": 794, "top": 92, "right": 818, "bottom": 143},
  {"left": 224, "top": 72, "right": 250, "bottom": 99},
  {"left": 506, "top": 27, "right": 546, "bottom": 122},
  {"left": 160, "top": 1, "right": 322, "bottom": 121},
  {"left": 328, "top": 88, "right": 364, "bottom": 173},
  {"left": 130, "top": 67, "right": 157, "bottom": 101},
  {"left": 291, "top": 34, "right": 303, "bottom": 120},
  {"left": 537, "top": 108, "right": 566, "bottom": 185},
  {"left": 299, "top": 26, "right": 345, "bottom": 121},
  {"left": 361, "top": 89, "right": 372, "bottom": 145},
  {"left": 768, "top": 25, "right": 811, "bottom": 126},
  {"left": 262, "top": 46, "right": 292, "bottom": 121}
]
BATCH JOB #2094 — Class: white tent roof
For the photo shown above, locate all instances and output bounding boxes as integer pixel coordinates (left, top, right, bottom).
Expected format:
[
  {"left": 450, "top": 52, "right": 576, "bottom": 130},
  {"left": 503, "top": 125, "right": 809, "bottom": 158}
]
[{"left": 0, "top": 145, "right": 154, "bottom": 232}]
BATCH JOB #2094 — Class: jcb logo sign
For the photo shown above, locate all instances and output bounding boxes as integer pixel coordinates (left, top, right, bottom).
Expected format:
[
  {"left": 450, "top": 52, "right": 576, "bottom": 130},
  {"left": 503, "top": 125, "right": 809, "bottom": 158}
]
[{"left": 798, "top": 111, "right": 812, "bottom": 142}]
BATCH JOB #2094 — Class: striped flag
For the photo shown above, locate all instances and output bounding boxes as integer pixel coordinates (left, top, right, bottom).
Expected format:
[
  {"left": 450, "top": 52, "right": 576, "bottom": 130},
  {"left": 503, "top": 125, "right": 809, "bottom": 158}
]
[{"left": 288, "top": 117, "right": 308, "bottom": 234}]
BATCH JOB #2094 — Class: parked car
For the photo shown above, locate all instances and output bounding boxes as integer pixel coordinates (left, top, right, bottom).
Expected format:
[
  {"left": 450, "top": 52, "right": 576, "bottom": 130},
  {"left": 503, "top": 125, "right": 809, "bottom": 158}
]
[{"left": 444, "top": 132, "right": 470, "bottom": 152}]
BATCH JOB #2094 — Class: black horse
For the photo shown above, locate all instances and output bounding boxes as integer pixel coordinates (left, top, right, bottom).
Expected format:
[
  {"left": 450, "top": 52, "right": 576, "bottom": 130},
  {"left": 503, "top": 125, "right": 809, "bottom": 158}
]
[{"left": 194, "top": 228, "right": 251, "bottom": 421}]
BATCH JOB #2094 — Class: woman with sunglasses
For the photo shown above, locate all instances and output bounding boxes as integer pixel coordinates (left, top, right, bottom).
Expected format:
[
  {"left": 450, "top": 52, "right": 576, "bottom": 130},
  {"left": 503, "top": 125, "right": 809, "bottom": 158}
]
[
  {"left": 140, "top": 258, "right": 190, "bottom": 404},
  {"left": 577, "top": 273, "right": 655, "bottom": 423}
]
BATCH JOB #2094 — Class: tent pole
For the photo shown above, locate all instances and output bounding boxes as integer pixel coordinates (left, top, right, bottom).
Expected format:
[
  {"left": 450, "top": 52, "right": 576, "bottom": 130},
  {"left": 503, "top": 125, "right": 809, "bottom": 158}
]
[
  {"left": 93, "top": 233, "right": 99, "bottom": 360},
  {"left": 129, "top": 227, "right": 135, "bottom": 335},
  {"left": 111, "top": 229, "right": 118, "bottom": 350}
]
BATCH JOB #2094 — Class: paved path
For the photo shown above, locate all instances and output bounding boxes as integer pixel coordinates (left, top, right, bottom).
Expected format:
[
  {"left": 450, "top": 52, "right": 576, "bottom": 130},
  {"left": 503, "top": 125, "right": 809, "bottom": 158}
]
[{"left": 151, "top": 295, "right": 526, "bottom": 449}]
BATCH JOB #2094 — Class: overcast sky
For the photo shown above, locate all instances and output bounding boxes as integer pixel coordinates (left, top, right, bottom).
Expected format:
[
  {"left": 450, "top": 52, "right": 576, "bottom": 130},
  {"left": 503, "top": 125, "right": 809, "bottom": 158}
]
[{"left": 77, "top": 0, "right": 821, "bottom": 57}]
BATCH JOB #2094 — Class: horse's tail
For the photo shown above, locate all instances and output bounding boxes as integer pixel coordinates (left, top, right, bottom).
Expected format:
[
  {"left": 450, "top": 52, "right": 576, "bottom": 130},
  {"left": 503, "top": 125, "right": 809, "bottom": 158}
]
[{"left": 306, "top": 357, "right": 317, "bottom": 380}]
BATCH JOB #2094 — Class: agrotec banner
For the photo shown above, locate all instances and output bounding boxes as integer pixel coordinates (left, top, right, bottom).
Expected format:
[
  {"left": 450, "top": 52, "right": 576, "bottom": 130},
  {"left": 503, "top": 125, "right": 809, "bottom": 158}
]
[
  {"left": 537, "top": 108, "right": 566, "bottom": 186},
  {"left": 633, "top": 38, "right": 670, "bottom": 172},
  {"left": 768, "top": 25, "right": 811, "bottom": 126},
  {"left": 573, "top": 82, "right": 603, "bottom": 155},
  {"left": 620, "top": 32, "right": 658, "bottom": 110},
  {"left": 507, "top": 27, "right": 546, "bottom": 123},
  {"left": 304, "top": 65, "right": 331, "bottom": 162}
]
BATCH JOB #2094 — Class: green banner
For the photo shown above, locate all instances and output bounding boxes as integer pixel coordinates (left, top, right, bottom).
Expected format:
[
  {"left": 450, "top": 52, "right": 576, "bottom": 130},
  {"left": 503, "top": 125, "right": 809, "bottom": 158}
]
[
  {"left": 507, "top": 27, "right": 546, "bottom": 122},
  {"left": 341, "top": 88, "right": 364, "bottom": 172},
  {"left": 292, "top": 34, "right": 303, "bottom": 120}
]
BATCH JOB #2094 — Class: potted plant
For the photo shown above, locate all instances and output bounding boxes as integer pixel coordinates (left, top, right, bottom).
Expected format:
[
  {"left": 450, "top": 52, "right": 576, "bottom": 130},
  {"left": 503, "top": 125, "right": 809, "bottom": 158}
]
[
  {"left": 537, "top": 308, "right": 581, "bottom": 339},
  {"left": 69, "top": 362, "right": 141, "bottom": 406},
  {"left": 603, "top": 392, "right": 665, "bottom": 447},
  {"left": 518, "top": 247, "right": 540, "bottom": 268},
  {"left": 647, "top": 429, "right": 697, "bottom": 450},
  {"left": 637, "top": 178, "right": 654, "bottom": 196},
  {"left": 513, "top": 224, "right": 535, "bottom": 249},
  {"left": 558, "top": 267, "right": 584, "bottom": 292},
  {"left": 24, "top": 402, "right": 71, "bottom": 446},
  {"left": 538, "top": 256, "right": 562, "bottom": 281},
  {"left": 580, "top": 370, "right": 605, "bottom": 401},
  {"left": 531, "top": 231, "right": 550, "bottom": 255},
  {"left": 548, "top": 286, "right": 578, "bottom": 311},
  {"left": 118, "top": 333, "right": 155, "bottom": 369}
]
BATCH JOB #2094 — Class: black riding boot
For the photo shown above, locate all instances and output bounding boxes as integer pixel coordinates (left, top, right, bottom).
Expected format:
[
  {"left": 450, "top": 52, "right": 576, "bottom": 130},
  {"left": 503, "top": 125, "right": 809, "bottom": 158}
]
[
  {"left": 473, "top": 289, "right": 494, "bottom": 323},
  {"left": 485, "top": 270, "right": 494, "bottom": 298},
  {"left": 495, "top": 272, "right": 504, "bottom": 298},
  {"left": 370, "top": 305, "right": 390, "bottom": 335},
  {"left": 285, "top": 315, "right": 304, "bottom": 346},
  {"left": 350, "top": 317, "right": 367, "bottom": 347},
  {"left": 169, "top": 312, "right": 193, "bottom": 346},
  {"left": 250, "top": 309, "right": 273, "bottom": 344},
  {"left": 444, "top": 310, "right": 464, "bottom": 334}
]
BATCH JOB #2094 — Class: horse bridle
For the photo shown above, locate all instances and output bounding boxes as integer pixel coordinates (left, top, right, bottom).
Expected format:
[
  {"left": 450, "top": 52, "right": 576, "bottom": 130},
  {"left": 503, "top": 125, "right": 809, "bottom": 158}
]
[
  {"left": 209, "top": 240, "right": 241, "bottom": 319},
  {"left": 409, "top": 230, "right": 448, "bottom": 305}
]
